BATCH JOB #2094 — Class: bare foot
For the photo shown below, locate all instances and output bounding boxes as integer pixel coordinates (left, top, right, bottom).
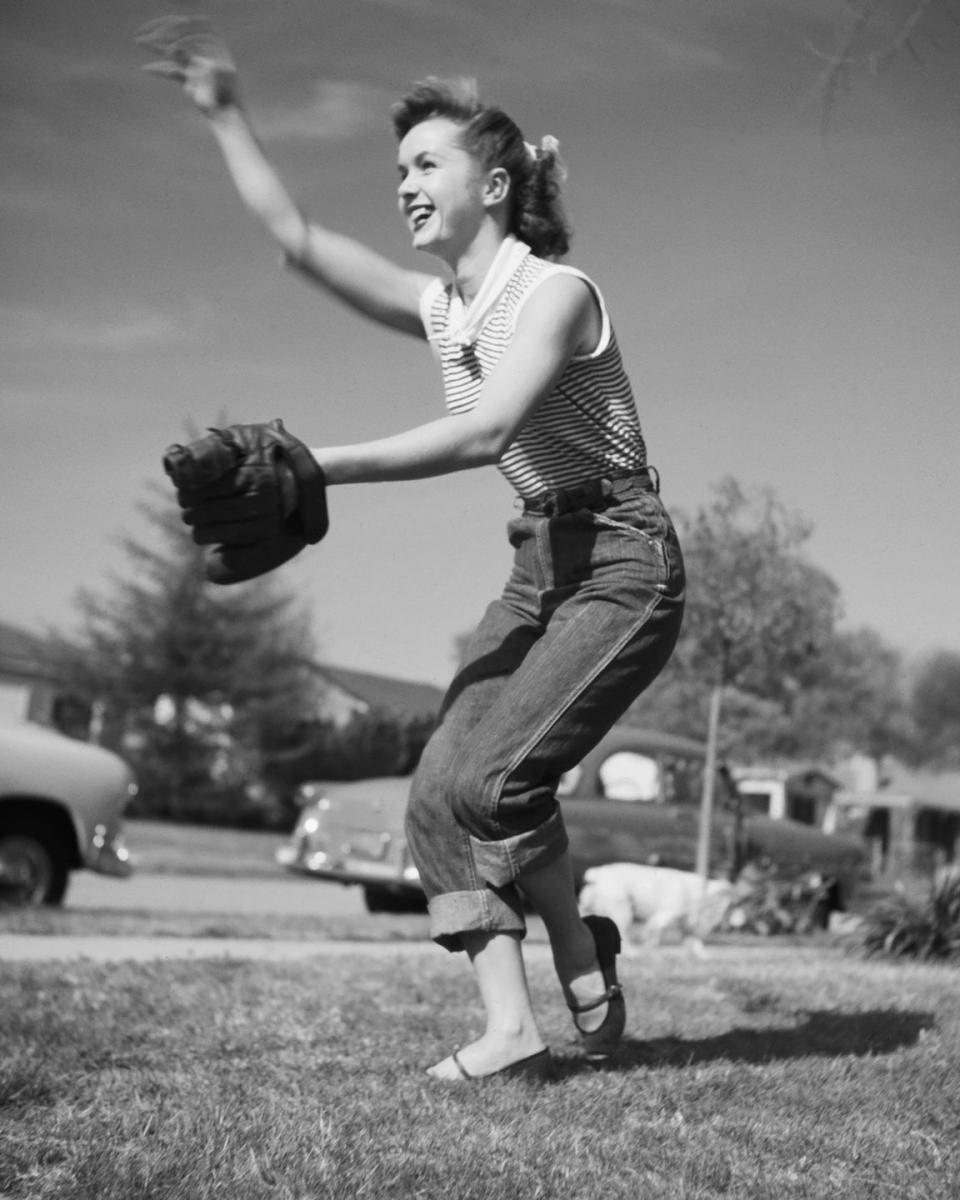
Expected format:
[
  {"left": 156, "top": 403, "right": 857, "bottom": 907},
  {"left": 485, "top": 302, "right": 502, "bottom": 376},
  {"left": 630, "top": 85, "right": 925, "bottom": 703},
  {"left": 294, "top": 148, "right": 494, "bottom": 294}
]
[
  {"left": 427, "top": 1029, "right": 547, "bottom": 1080},
  {"left": 557, "top": 957, "right": 610, "bottom": 1033}
]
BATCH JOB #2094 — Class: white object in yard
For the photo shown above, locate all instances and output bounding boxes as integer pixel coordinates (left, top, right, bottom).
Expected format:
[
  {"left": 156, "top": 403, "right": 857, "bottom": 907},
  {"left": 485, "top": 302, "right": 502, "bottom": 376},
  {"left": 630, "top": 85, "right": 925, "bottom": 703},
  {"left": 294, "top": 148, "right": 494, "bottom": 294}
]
[
  {"left": 598, "top": 752, "right": 660, "bottom": 801},
  {"left": 579, "top": 862, "right": 736, "bottom": 957}
]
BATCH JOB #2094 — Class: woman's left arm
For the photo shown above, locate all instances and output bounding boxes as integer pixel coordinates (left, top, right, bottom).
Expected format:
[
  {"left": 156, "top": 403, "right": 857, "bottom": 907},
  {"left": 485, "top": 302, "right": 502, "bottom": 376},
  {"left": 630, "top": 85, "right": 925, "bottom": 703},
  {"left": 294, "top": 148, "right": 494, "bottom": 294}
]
[{"left": 314, "top": 273, "right": 599, "bottom": 484}]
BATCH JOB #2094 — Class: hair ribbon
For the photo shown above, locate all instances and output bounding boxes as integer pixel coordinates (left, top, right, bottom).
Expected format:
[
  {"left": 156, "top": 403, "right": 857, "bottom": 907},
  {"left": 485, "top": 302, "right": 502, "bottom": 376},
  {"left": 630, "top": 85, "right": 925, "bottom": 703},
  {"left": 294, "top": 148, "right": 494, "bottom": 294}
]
[{"left": 524, "top": 136, "right": 566, "bottom": 179}]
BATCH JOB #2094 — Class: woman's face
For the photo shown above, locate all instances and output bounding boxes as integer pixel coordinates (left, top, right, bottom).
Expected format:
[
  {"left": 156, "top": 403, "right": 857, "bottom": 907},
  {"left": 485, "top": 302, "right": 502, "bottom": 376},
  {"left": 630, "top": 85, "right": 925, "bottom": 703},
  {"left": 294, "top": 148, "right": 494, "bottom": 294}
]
[{"left": 397, "top": 117, "right": 491, "bottom": 261}]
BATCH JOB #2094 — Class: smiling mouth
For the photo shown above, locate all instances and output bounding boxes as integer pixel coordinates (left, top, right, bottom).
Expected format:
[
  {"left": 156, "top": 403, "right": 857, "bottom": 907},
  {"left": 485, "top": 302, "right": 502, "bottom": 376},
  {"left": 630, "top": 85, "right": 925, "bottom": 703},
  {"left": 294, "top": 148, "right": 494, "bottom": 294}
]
[{"left": 409, "top": 206, "right": 434, "bottom": 232}]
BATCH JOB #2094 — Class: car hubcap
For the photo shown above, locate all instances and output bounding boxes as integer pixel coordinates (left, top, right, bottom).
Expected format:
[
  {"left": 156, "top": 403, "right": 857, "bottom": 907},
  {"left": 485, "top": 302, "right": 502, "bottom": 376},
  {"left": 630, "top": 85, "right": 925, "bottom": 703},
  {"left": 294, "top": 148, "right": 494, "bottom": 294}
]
[{"left": 0, "top": 838, "right": 52, "bottom": 904}]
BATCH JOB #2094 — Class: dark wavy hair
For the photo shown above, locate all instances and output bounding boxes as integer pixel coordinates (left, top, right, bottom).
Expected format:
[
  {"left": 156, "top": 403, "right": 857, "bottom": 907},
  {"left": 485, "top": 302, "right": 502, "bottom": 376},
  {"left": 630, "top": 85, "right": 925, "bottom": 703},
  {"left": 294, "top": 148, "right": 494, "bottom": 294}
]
[{"left": 391, "top": 77, "right": 571, "bottom": 260}]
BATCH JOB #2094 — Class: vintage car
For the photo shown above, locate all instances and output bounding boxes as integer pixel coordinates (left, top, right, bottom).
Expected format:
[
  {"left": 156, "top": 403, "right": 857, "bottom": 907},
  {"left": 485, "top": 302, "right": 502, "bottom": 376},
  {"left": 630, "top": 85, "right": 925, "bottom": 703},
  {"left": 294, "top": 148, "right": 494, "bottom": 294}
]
[
  {"left": 0, "top": 718, "right": 135, "bottom": 905},
  {"left": 278, "top": 725, "right": 869, "bottom": 916}
]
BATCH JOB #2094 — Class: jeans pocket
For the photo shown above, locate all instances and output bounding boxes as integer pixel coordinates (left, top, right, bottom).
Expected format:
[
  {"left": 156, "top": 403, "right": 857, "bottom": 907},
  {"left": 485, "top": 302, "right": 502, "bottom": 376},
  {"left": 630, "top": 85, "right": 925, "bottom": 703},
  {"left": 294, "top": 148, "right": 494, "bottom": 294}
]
[{"left": 590, "top": 512, "right": 670, "bottom": 589}]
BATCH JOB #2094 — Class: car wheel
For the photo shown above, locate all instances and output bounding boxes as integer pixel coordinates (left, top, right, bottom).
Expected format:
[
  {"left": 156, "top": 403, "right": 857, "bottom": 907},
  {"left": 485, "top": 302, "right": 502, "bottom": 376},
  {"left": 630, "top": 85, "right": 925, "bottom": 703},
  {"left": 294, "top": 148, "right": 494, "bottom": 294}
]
[
  {"left": 363, "top": 885, "right": 426, "bottom": 914},
  {"left": 0, "top": 834, "right": 69, "bottom": 906}
]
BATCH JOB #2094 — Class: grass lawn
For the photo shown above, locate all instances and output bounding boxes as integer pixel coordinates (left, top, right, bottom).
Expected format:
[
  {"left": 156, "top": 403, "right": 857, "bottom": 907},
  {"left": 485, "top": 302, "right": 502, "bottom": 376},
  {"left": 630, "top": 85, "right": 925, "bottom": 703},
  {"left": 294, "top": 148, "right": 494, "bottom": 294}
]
[
  {"left": 2, "top": 943, "right": 958, "bottom": 1200},
  {"left": 0, "top": 902, "right": 433, "bottom": 942},
  {"left": 122, "top": 817, "right": 292, "bottom": 878},
  {"left": 2, "top": 819, "right": 957, "bottom": 1197}
]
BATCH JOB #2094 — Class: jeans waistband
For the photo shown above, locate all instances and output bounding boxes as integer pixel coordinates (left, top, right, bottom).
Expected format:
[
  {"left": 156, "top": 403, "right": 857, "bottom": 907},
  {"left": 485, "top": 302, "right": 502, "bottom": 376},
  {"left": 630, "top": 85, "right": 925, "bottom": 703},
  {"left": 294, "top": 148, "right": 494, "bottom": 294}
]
[{"left": 521, "top": 467, "right": 659, "bottom": 517}]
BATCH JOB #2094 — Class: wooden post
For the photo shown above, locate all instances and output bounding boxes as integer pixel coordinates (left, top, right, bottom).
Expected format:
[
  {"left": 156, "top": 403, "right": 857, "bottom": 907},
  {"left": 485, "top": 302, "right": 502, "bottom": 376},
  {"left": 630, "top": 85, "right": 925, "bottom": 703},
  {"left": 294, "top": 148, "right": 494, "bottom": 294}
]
[{"left": 696, "top": 684, "right": 723, "bottom": 881}]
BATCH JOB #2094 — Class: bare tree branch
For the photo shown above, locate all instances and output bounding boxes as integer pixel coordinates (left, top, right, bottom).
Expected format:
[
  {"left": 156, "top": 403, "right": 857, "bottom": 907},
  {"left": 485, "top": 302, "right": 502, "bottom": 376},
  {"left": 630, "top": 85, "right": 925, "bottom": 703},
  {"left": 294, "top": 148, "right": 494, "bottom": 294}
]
[{"left": 810, "top": 0, "right": 950, "bottom": 131}]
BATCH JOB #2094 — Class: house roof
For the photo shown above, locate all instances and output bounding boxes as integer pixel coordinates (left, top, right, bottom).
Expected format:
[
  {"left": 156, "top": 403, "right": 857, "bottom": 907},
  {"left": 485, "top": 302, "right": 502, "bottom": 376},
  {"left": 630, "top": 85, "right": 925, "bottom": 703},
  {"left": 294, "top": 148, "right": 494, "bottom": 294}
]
[
  {"left": 0, "top": 620, "right": 58, "bottom": 681},
  {"left": 835, "top": 761, "right": 960, "bottom": 815},
  {"left": 312, "top": 662, "right": 445, "bottom": 722},
  {"left": 0, "top": 620, "right": 445, "bottom": 722},
  {"left": 881, "top": 762, "right": 960, "bottom": 813},
  {"left": 732, "top": 764, "right": 843, "bottom": 789}
]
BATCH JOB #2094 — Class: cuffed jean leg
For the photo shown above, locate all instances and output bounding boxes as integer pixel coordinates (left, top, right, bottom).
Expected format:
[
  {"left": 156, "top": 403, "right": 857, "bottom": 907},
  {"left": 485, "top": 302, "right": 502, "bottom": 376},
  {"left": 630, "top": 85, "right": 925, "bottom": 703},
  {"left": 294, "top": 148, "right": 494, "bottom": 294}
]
[
  {"left": 453, "top": 563, "right": 683, "bottom": 880},
  {"left": 405, "top": 598, "right": 544, "bottom": 951},
  {"left": 405, "top": 490, "right": 685, "bottom": 952}
]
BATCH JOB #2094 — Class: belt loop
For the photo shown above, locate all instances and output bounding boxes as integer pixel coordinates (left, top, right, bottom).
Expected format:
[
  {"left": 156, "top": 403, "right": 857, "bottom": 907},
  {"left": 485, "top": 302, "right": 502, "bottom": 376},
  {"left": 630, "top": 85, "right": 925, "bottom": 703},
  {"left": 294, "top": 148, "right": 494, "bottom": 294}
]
[{"left": 648, "top": 465, "right": 660, "bottom": 494}]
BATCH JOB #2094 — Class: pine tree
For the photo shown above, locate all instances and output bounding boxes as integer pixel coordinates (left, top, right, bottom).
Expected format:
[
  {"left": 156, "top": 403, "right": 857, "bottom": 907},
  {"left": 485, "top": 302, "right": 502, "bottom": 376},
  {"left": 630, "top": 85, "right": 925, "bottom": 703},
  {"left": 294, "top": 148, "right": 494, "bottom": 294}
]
[{"left": 52, "top": 486, "right": 322, "bottom": 828}]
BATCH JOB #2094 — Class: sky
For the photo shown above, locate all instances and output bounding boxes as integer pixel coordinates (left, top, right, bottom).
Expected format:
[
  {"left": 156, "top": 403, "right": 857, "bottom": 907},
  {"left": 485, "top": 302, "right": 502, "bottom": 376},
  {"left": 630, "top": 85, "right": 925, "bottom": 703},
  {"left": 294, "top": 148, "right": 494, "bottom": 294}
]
[{"left": 3, "top": 0, "right": 959, "bottom": 687}]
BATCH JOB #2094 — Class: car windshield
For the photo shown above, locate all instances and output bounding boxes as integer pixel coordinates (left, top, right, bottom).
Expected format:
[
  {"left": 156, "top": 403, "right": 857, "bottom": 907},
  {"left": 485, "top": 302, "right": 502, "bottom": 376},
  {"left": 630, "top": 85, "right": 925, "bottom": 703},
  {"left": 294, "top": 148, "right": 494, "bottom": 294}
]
[{"left": 598, "top": 752, "right": 660, "bottom": 801}]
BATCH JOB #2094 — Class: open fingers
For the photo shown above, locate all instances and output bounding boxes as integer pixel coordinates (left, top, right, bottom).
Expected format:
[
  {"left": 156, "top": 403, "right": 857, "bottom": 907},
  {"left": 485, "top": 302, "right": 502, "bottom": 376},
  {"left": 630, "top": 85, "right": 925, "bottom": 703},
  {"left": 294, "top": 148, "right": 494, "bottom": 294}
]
[
  {"left": 140, "top": 60, "right": 187, "bottom": 81},
  {"left": 135, "top": 15, "right": 233, "bottom": 67},
  {"left": 134, "top": 15, "right": 212, "bottom": 51}
]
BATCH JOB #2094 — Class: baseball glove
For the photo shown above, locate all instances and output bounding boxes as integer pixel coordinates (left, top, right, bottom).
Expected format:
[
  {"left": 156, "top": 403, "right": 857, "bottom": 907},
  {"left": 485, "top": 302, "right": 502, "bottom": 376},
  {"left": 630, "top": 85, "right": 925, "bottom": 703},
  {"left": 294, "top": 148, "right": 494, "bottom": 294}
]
[{"left": 163, "top": 418, "right": 328, "bottom": 584}]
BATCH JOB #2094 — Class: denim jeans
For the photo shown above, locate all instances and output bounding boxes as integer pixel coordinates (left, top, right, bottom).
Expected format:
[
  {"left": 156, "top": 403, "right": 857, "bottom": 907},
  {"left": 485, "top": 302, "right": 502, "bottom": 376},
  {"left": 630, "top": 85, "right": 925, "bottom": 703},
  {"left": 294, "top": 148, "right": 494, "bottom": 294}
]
[{"left": 404, "top": 475, "right": 686, "bottom": 951}]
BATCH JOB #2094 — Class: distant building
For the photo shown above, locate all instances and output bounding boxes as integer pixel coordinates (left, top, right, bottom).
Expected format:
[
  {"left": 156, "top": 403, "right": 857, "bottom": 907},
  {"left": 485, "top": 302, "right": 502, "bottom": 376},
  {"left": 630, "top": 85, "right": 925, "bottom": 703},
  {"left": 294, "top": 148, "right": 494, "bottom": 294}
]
[
  {"left": 731, "top": 764, "right": 843, "bottom": 826},
  {"left": 831, "top": 759, "right": 960, "bottom": 879},
  {"left": 731, "top": 754, "right": 960, "bottom": 880},
  {"left": 0, "top": 620, "right": 62, "bottom": 725},
  {"left": 731, "top": 758, "right": 960, "bottom": 880},
  {"left": 1, "top": 619, "right": 445, "bottom": 736},
  {"left": 309, "top": 662, "right": 445, "bottom": 728}
]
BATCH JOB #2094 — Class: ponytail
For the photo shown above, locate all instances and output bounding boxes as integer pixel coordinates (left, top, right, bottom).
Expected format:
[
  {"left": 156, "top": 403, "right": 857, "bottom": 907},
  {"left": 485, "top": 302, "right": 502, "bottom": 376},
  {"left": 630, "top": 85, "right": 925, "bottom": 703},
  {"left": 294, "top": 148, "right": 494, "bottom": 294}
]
[{"left": 514, "top": 137, "right": 570, "bottom": 260}]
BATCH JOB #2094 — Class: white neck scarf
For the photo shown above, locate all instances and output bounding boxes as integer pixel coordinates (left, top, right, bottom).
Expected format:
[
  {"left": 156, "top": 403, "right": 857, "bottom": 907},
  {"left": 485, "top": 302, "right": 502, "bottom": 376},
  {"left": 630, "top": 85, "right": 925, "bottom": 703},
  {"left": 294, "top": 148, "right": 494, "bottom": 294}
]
[{"left": 442, "top": 235, "right": 530, "bottom": 348}]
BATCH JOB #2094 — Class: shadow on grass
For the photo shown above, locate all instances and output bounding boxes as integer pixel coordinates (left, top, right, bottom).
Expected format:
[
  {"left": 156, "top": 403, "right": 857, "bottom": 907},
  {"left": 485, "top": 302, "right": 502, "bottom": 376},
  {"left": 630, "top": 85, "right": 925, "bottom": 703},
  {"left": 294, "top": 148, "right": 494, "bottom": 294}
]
[{"left": 553, "top": 1009, "right": 935, "bottom": 1078}]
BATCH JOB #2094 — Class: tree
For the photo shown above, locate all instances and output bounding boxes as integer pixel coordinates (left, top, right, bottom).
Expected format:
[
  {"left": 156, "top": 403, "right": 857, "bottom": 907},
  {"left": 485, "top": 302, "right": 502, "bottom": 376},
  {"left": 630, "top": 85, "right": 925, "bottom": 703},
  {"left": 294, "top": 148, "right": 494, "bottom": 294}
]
[
  {"left": 266, "top": 707, "right": 437, "bottom": 787},
  {"left": 681, "top": 479, "right": 841, "bottom": 700},
  {"left": 632, "top": 478, "right": 843, "bottom": 758},
  {"left": 911, "top": 651, "right": 960, "bottom": 768},
  {"left": 815, "top": 1, "right": 959, "bottom": 126},
  {"left": 52, "top": 487, "right": 323, "bottom": 827},
  {"left": 790, "top": 626, "right": 913, "bottom": 764}
]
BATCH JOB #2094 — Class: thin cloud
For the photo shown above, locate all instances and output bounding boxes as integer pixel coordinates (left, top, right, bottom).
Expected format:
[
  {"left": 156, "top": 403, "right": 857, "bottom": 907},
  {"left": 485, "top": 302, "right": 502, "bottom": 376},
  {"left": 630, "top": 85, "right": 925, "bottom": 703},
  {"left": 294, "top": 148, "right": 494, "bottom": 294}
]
[
  {"left": 0, "top": 302, "right": 205, "bottom": 353},
  {"left": 255, "top": 80, "right": 392, "bottom": 142},
  {"left": 641, "top": 29, "right": 733, "bottom": 74},
  {"left": 362, "top": 0, "right": 450, "bottom": 11}
]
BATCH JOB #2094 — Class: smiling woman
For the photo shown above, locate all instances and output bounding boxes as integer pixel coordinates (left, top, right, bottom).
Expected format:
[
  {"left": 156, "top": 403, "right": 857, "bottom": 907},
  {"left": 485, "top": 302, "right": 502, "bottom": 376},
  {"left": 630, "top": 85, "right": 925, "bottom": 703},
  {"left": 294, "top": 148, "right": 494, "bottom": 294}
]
[{"left": 137, "top": 14, "right": 686, "bottom": 1084}]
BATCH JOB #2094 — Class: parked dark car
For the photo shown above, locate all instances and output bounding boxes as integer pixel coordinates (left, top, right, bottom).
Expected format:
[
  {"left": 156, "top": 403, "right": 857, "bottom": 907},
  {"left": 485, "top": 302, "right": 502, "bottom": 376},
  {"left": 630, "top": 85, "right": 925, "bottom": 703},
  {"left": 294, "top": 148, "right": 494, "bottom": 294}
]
[{"left": 277, "top": 725, "right": 868, "bottom": 914}]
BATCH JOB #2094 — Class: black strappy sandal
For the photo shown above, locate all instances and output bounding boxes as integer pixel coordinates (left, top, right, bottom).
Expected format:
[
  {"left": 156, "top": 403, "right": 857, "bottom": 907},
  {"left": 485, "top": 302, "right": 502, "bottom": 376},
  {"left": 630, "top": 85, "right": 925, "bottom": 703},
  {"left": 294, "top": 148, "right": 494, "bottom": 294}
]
[{"left": 567, "top": 915, "right": 626, "bottom": 1065}]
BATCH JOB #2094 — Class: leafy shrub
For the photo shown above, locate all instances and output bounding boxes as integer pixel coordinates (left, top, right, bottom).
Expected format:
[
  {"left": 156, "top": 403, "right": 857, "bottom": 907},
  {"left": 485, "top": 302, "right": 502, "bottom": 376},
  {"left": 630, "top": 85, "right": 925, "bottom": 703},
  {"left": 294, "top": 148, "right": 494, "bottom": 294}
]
[
  {"left": 860, "top": 865, "right": 960, "bottom": 962},
  {"left": 724, "top": 867, "right": 838, "bottom": 936},
  {"left": 265, "top": 710, "right": 436, "bottom": 785}
]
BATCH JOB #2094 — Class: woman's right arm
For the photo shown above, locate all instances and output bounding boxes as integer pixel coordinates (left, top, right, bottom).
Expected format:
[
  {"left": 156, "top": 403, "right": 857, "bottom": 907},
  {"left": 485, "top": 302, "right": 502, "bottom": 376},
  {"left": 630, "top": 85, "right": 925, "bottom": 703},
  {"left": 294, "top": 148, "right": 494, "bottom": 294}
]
[
  {"left": 137, "top": 17, "right": 431, "bottom": 336},
  {"left": 206, "top": 107, "right": 431, "bottom": 335}
]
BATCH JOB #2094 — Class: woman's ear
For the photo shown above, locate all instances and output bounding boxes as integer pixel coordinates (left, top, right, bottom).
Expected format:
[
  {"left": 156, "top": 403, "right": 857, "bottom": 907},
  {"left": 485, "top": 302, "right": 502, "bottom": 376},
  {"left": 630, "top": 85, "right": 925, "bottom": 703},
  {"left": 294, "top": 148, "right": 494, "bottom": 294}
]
[{"left": 483, "top": 166, "right": 511, "bottom": 208}]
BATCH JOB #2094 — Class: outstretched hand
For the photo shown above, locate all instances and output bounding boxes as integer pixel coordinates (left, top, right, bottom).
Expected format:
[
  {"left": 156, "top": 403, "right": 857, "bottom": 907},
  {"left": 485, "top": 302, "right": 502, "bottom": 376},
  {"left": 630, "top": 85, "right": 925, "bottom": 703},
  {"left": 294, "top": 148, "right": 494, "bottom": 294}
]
[{"left": 136, "top": 15, "right": 239, "bottom": 114}]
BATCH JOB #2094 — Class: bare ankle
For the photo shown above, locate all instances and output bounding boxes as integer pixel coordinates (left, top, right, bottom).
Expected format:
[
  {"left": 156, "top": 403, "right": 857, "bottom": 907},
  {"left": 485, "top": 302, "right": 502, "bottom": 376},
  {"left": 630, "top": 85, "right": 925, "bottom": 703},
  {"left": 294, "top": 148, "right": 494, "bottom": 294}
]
[
  {"left": 486, "top": 1018, "right": 531, "bottom": 1041},
  {"left": 553, "top": 923, "right": 599, "bottom": 979}
]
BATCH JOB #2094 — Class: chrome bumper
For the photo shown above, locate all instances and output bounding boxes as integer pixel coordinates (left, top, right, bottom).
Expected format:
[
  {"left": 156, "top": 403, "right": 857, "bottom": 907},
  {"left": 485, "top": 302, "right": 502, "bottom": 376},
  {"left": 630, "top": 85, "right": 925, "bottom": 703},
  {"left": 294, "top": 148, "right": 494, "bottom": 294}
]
[
  {"left": 275, "top": 842, "right": 421, "bottom": 888},
  {"left": 87, "top": 824, "right": 133, "bottom": 878}
]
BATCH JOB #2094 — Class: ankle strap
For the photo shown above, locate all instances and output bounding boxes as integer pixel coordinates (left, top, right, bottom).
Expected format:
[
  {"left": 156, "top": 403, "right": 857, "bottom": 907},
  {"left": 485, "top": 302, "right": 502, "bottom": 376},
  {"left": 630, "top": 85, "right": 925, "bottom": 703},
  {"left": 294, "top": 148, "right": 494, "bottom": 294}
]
[{"left": 567, "top": 982, "right": 623, "bottom": 1015}]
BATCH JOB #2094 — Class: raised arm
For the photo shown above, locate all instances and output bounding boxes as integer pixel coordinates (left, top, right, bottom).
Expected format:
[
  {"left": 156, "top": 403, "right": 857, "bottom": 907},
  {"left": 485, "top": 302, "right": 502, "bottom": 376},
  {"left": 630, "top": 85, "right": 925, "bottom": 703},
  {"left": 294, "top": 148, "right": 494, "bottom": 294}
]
[{"left": 136, "top": 16, "right": 431, "bottom": 336}]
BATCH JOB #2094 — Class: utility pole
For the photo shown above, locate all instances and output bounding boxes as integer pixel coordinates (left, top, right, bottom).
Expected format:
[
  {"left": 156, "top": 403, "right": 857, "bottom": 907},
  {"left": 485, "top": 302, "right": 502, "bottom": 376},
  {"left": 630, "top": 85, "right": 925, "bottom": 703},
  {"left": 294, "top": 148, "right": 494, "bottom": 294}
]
[{"left": 695, "top": 682, "right": 724, "bottom": 882}]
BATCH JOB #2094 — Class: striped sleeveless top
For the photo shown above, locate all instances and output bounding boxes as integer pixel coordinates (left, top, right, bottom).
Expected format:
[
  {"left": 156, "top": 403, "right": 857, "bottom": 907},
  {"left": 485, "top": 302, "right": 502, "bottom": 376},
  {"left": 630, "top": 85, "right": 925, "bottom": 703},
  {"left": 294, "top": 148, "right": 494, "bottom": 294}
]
[{"left": 419, "top": 251, "right": 647, "bottom": 500}]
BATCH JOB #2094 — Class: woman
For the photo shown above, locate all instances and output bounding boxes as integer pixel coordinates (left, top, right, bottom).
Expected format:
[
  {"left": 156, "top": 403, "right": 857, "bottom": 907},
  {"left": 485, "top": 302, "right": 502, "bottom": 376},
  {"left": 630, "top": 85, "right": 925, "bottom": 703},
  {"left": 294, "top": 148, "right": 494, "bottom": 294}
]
[{"left": 139, "top": 17, "right": 685, "bottom": 1082}]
